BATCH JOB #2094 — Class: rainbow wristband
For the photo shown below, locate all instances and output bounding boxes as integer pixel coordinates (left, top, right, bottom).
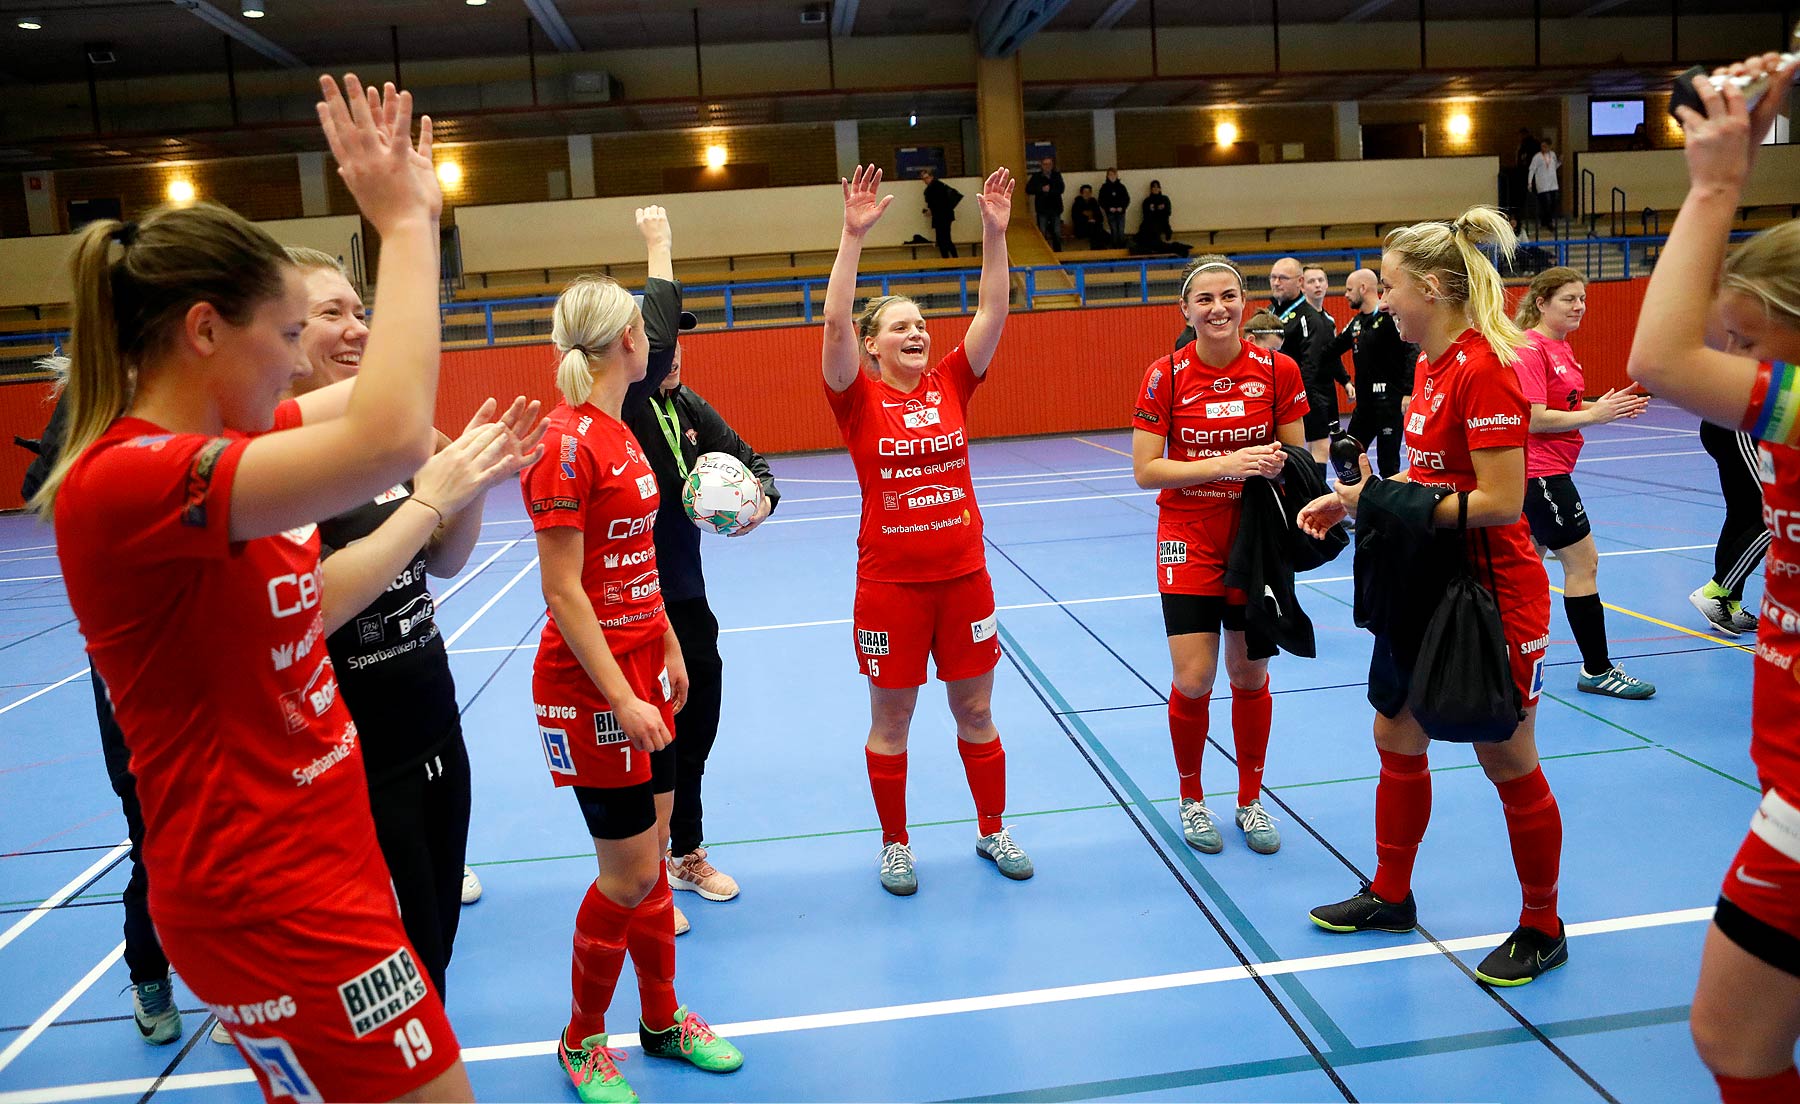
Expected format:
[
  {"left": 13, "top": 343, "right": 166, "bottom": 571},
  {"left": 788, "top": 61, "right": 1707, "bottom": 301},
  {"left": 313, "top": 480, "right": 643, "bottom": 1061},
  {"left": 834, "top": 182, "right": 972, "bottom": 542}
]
[{"left": 1745, "top": 361, "right": 1800, "bottom": 447}]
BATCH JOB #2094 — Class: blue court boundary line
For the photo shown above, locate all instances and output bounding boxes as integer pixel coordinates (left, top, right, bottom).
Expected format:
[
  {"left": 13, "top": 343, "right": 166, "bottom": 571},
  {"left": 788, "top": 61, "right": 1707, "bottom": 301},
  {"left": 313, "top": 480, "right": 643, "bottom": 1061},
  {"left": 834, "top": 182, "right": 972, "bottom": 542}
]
[
  {"left": 942, "top": 1003, "right": 1690, "bottom": 1103},
  {"left": 988, "top": 542, "right": 1625, "bottom": 1104}
]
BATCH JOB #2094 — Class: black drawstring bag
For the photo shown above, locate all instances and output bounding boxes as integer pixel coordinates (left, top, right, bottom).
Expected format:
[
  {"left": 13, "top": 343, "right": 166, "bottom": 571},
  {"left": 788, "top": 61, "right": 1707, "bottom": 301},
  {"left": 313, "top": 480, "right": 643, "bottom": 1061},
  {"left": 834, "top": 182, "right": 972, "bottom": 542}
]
[{"left": 1406, "top": 493, "right": 1524, "bottom": 743}]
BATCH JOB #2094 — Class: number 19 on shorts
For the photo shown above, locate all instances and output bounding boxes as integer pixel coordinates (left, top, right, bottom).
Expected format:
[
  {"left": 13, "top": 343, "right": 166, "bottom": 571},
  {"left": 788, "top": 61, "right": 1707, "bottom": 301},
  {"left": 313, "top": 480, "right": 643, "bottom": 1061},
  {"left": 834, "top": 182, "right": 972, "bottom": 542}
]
[{"left": 393, "top": 1018, "right": 433, "bottom": 1069}]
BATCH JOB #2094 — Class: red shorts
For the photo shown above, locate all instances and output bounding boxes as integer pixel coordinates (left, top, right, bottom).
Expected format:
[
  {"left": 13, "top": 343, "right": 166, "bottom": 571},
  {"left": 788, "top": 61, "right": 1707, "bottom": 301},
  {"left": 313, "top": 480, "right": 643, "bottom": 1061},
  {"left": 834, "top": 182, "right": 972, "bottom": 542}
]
[
  {"left": 1502, "top": 590, "right": 1551, "bottom": 709},
  {"left": 1156, "top": 509, "right": 1239, "bottom": 595},
  {"left": 852, "top": 568, "right": 1001, "bottom": 689},
  {"left": 160, "top": 848, "right": 458, "bottom": 1103},
  {"left": 533, "top": 639, "right": 674, "bottom": 789},
  {"left": 1718, "top": 787, "right": 1800, "bottom": 945}
]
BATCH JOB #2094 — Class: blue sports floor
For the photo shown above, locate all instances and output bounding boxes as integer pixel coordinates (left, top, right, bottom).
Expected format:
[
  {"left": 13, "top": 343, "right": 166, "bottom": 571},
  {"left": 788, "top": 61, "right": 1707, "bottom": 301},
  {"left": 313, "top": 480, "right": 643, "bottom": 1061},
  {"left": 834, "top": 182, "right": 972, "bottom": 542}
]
[{"left": 0, "top": 410, "right": 1765, "bottom": 1104}]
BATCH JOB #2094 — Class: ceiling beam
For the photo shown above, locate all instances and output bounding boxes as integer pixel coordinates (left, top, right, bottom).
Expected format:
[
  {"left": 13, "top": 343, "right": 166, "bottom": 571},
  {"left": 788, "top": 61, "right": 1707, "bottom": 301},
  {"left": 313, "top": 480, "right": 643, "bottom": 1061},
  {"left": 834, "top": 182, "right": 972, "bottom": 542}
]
[
  {"left": 521, "top": 0, "right": 581, "bottom": 52},
  {"left": 972, "top": 0, "right": 1076, "bottom": 58},
  {"left": 832, "top": 0, "right": 859, "bottom": 36},
  {"left": 169, "top": 0, "right": 305, "bottom": 68},
  {"left": 1339, "top": 0, "right": 1401, "bottom": 22},
  {"left": 1572, "top": 0, "right": 1634, "bottom": 14},
  {"left": 1090, "top": 0, "right": 1139, "bottom": 31}
]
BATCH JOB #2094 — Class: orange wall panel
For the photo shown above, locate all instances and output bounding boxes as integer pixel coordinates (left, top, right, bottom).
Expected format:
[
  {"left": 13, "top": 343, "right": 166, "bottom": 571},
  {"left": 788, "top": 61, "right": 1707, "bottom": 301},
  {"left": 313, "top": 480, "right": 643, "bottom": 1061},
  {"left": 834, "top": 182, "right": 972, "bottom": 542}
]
[{"left": 0, "top": 278, "right": 1656, "bottom": 512}]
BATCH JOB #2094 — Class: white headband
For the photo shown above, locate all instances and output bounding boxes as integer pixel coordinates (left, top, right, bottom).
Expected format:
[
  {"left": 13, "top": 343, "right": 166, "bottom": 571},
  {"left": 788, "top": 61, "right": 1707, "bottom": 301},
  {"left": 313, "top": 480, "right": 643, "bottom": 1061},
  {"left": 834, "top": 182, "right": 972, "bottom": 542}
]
[{"left": 1179, "top": 261, "right": 1243, "bottom": 302}]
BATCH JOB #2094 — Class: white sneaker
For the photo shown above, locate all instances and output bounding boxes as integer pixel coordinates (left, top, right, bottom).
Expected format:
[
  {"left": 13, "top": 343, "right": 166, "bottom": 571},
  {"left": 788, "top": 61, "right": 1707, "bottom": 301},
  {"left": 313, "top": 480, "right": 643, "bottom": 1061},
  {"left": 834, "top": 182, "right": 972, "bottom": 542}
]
[
  {"left": 673, "top": 904, "right": 691, "bottom": 936},
  {"left": 460, "top": 864, "right": 482, "bottom": 905},
  {"left": 210, "top": 1019, "right": 233, "bottom": 1045}
]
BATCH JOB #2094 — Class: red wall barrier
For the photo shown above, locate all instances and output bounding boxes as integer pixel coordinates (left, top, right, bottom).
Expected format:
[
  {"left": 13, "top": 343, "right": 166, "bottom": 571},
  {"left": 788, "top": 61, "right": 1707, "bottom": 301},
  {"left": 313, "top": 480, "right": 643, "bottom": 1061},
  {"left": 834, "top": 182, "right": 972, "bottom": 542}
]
[{"left": 0, "top": 277, "right": 1654, "bottom": 512}]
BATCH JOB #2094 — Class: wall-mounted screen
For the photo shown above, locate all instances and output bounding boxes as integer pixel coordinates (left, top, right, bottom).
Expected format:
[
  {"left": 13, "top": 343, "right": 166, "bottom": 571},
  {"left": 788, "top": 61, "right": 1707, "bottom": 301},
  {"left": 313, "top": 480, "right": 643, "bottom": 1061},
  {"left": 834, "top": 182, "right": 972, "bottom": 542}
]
[{"left": 1591, "top": 99, "right": 1646, "bottom": 137}]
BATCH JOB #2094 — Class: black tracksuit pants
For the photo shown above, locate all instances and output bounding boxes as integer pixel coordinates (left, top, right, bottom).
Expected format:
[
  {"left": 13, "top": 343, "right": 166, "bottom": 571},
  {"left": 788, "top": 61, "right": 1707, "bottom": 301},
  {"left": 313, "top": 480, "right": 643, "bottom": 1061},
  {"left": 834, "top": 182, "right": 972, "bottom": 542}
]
[
  {"left": 366, "top": 727, "right": 471, "bottom": 1000},
  {"left": 666, "top": 597, "right": 724, "bottom": 858},
  {"left": 93, "top": 676, "right": 168, "bottom": 986},
  {"left": 1700, "top": 419, "right": 1773, "bottom": 601},
  {"left": 1347, "top": 403, "right": 1405, "bottom": 479}
]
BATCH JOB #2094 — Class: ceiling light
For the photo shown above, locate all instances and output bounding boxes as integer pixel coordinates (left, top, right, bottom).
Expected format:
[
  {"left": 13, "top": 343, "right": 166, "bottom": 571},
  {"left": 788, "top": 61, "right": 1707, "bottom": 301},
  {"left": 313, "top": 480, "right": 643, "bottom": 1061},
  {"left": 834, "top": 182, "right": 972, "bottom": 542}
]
[
  {"left": 167, "top": 179, "right": 195, "bottom": 204},
  {"left": 241, "top": 0, "right": 265, "bottom": 18},
  {"left": 436, "top": 160, "right": 462, "bottom": 187},
  {"left": 16, "top": 18, "right": 42, "bottom": 31},
  {"left": 908, "top": 113, "right": 917, "bottom": 127},
  {"left": 705, "top": 145, "right": 727, "bottom": 170},
  {"left": 1215, "top": 121, "right": 1238, "bottom": 146},
  {"left": 466, "top": 0, "right": 487, "bottom": 5}
]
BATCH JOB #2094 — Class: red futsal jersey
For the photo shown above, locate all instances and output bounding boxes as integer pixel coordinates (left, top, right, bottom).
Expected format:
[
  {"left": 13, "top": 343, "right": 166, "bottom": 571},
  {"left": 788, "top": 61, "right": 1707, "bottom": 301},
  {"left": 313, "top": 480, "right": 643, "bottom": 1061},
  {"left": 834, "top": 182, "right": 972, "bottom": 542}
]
[
  {"left": 826, "top": 345, "right": 985, "bottom": 583},
  {"left": 1131, "top": 339, "right": 1308, "bottom": 594},
  {"left": 1513, "top": 330, "right": 1585, "bottom": 477},
  {"left": 523, "top": 402, "right": 670, "bottom": 673},
  {"left": 54, "top": 403, "right": 380, "bottom": 929},
  {"left": 1402, "top": 330, "right": 1551, "bottom": 700},
  {"left": 1751, "top": 429, "right": 1800, "bottom": 795}
]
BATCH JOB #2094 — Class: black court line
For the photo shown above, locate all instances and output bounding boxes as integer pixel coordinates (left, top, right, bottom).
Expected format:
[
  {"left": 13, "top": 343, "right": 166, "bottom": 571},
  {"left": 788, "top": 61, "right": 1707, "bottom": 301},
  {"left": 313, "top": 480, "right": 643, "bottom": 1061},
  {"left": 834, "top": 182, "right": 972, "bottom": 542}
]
[
  {"left": 0, "top": 616, "right": 77, "bottom": 654},
  {"left": 986, "top": 538, "right": 1624, "bottom": 1104},
  {"left": 0, "top": 843, "right": 128, "bottom": 860},
  {"left": 137, "top": 1014, "right": 219, "bottom": 1104},
  {"left": 0, "top": 1007, "right": 211, "bottom": 1035}
]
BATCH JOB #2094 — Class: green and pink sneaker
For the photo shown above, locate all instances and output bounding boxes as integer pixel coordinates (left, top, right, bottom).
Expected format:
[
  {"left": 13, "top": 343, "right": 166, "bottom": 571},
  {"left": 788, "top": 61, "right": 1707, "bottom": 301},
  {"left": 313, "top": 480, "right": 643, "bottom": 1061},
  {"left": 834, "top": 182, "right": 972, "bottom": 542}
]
[
  {"left": 558, "top": 1032, "right": 637, "bottom": 1103},
  {"left": 639, "top": 1006, "right": 743, "bottom": 1073}
]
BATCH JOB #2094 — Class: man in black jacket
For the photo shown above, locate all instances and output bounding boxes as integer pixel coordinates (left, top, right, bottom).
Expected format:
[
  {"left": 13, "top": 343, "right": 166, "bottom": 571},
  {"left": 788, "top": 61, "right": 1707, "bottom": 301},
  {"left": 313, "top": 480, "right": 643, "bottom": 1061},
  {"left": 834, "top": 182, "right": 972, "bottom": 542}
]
[
  {"left": 920, "top": 169, "right": 961, "bottom": 259},
  {"left": 623, "top": 337, "right": 780, "bottom": 908},
  {"left": 1268, "top": 256, "right": 1338, "bottom": 474},
  {"left": 1025, "top": 157, "right": 1065, "bottom": 250},
  {"left": 1317, "top": 268, "right": 1417, "bottom": 478},
  {"left": 1098, "top": 169, "right": 1129, "bottom": 246}
]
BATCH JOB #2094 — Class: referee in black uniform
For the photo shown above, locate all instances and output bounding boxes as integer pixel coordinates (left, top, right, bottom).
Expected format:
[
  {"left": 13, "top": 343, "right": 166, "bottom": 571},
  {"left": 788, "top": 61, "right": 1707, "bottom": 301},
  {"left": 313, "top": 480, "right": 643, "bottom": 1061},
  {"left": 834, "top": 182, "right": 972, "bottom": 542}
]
[
  {"left": 1317, "top": 268, "right": 1417, "bottom": 478},
  {"left": 624, "top": 337, "right": 780, "bottom": 908},
  {"left": 1267, "top": 256, "right": 1338, "bottom": 475}
]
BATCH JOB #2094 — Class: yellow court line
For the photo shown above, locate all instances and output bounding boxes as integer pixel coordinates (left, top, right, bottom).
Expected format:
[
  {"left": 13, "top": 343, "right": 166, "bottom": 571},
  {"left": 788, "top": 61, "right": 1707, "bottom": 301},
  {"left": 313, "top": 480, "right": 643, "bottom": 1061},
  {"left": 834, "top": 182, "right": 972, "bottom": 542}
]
[
  {"left": 1075, "top": 435, "right": 1132, "bottom": 457},
  {"left": 1549, "top": 583, "right": 1755, "bottom": 655}
]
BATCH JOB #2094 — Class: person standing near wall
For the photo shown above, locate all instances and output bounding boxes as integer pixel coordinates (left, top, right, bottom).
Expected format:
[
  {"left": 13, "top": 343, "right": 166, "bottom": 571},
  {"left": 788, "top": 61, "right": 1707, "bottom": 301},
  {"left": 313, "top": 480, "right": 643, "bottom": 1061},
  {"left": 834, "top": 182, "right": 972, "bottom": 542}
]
[
  {"left": 1025, "top": 157, "right": 1065, "bottom": 251},
  {"left": 920, "top": 169, "right": 961, "bottom": 260},
  {"left": 1528, "top": 139, "right": 1563, "bottom": 236},
  {"left": 1099, "top": 169, "right": 1130, "bottom": 246},
  {"left": 1318, "top": 269, "right": 1413, "bottom": 478},
  {"left": 1267, "top": 257, "right": 1338, "bottom": 475}
]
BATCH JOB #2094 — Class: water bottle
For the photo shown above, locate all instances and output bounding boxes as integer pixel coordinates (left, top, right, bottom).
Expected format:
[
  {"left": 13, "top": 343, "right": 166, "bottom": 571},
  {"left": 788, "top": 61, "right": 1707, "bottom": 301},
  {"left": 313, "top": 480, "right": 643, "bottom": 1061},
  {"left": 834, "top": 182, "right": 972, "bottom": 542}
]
[{"left": 1330, "top": 433, "right": 1365, "bottom": 487}]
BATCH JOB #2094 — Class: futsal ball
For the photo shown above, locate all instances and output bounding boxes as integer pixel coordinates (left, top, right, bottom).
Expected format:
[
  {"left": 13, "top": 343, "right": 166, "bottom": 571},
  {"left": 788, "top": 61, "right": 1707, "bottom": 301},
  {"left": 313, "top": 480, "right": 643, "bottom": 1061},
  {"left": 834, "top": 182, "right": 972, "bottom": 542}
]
[{"left": 682, "top": 452, "right": 763, "bottom": 535}]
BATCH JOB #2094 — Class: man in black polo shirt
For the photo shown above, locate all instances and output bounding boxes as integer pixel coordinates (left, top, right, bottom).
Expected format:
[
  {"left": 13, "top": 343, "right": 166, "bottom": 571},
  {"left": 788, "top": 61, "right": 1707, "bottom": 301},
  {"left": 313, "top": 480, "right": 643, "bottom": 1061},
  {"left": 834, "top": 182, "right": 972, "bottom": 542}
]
[
  {"left": 1317, "top": 268, "right": 1417, "bottom": 478},
  {"left": 1267, "top": 256, "right": 1337, "bottom": 475},
  {"left": 623, "top": 334, "right": 780, "bottom": 910}
]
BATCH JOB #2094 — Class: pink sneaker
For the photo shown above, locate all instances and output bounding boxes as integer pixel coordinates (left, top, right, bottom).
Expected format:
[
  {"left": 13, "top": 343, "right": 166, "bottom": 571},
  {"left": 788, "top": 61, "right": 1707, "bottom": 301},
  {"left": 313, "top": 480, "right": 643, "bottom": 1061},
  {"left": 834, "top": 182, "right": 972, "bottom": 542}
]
[{"left": 667, "top": 848, "right": 739, "bottom": 902}]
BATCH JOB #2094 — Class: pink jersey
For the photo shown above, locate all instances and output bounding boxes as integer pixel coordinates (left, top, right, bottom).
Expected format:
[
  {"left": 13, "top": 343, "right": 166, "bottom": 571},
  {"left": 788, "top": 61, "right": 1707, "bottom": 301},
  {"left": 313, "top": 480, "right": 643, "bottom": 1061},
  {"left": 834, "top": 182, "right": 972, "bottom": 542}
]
[
  {"left": 1514, "top": 330, "right": 1585, "bottom": 478},
  {"left": 825, "top": 345, "right": 986, "bottom": 584}
]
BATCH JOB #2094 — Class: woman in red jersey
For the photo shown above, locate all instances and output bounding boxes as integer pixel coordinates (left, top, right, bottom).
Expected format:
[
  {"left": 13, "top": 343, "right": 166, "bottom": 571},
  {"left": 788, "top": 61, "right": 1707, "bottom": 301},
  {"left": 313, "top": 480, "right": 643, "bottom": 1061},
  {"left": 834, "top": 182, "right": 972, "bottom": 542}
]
[
  {"left": 1297, "top": 205, "right": 1568, "bottom": 987},
  {"left": 821, "top": 164, "right": 1027, "bottom": 897},
  {"left": 525, "top": 208, "right": 742, "bottom": 1104},
  {"left": 1511, "top": 266, "right": 1655, "bottom": 700},
  {"left": 1132, "top": 255, "right": 1307, "bottom": 858},
  {"left": 1625, "top": 52, "right": 1800, "bottom": 1104},
  {"left": 38, "top": 77, "right": 496, "bottom": 1103}
]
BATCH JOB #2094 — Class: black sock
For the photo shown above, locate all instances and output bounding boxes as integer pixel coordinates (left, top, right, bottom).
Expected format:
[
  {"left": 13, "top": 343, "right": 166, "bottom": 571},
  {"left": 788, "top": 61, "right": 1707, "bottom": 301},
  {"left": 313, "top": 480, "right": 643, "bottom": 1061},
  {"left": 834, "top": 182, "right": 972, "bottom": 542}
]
[{"left": 1563, "top": 593, "right": 1611, "bottom": 675}]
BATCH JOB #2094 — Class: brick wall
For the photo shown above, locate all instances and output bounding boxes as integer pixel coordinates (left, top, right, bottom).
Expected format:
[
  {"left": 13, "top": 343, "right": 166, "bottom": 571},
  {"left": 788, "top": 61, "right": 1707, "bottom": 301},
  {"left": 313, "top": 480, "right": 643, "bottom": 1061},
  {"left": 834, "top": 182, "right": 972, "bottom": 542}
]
[
  {"left": 590, "top": 124, "right": 839, "bottom": 196},
  {"left": 1116, "top": 104, "right": 1338, "bottom": 167},
  {"left": 1025, "top": 112, "right": 1096, "bottom": 172},
  {"left": 55, "top": 155, "right": 301, "bottom": 231},
  {"left": 859, "top": 118, "right": 968, "bottom": 177},
  {"left": 1360, "top": 97, "right": 1562, "bottom": 164}
]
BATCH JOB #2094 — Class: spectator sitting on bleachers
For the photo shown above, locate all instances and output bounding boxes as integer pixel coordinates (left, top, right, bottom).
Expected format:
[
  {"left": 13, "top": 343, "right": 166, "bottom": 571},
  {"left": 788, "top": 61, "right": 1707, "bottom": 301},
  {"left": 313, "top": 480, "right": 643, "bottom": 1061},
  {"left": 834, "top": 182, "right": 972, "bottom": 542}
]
[{"left": 1071, "top": 185, "right": 1107, "bottom": 250}]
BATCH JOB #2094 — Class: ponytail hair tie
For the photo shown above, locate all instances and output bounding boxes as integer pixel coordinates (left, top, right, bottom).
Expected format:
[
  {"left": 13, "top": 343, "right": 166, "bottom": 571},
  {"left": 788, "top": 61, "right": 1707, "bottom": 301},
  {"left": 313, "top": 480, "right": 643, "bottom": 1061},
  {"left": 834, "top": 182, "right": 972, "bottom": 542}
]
[
  {"left": 570, "top": 344, "right": 591, "bottom": 357},
  {"left": 111, "top": 221, "right": 138, "bottom": 248}
]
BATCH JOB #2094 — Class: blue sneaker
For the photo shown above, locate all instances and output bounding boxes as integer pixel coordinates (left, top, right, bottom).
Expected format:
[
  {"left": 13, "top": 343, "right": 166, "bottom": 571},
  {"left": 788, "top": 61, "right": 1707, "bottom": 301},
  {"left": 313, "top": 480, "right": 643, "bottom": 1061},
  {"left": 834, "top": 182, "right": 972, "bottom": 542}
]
[
  {"left": 975, "top": 827, "right": 1034, "bottom": 880},
  {"left": 1235, "top": 800, "right": 1281, "bottom": 855},
  {"left": 132, "top": 977, "right": 181, "bottom": 1045},
  {"left": 879, "top": 842, "right": 917, "bottom": 896},
  {"left": 1577, "top": 665, "right": 1655, "bottom": 700},
  {"left": 1179, "top": 799, "right": 1224, "bottom": 854}
]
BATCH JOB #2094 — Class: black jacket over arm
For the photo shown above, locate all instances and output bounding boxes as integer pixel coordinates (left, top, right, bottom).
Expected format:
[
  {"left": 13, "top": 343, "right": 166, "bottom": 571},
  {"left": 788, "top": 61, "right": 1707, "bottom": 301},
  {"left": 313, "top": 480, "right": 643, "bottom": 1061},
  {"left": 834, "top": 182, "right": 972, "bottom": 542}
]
[
  {"left": 626, "top": 383, "right": 780, "bottom": 604},
  {"left": 1351, "top": 478, "right": 1456, "bottom": 669},
  {"left": 1223, "top": 445, "right": 1349, "bottom": 660}
]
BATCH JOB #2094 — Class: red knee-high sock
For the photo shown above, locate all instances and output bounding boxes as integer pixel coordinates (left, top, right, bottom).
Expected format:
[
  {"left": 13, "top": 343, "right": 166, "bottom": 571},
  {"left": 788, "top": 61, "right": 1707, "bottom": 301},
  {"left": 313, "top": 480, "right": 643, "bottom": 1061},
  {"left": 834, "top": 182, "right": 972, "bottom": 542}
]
[
  {"left": 566, "top": 880, "right": 634, "bottom": 1049},
  {"left": 1496, "top": 766, "right": 1562, "bottom": 937},
  {"left": 1370, "top": 749, "right": 1432, "bottom": 905},
  {"left": 1716, "top": 1068, "right": 1800, "bottom": 1104},
  {"left": 1168, "top": 686, "right": 1211, "bottom": 802},
  {"left": 626, "top": 878, "right": 679, "bottom": 1032},
  {"left": 1231, "top": 677, "right": 1273, "bottom": 807},
  {"left": 957, "top": 737, "right": 1007, "bottom": 837},
  {"left": 866, "top": 748, "right": 909, "bottom": 845}
]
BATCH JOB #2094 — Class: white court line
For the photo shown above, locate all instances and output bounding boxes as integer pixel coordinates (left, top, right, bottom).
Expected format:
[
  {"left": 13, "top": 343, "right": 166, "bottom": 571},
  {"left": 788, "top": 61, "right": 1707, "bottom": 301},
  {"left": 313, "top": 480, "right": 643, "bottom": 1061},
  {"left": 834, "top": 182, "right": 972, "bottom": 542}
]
[
  {"left": 0, "top": 669, "right": 89, "bottom": 718},
  {"left": 433, "top": 538, "right": 527, "bottom": 608},
  {"left": 0, "top": 904, "right": 1716, "bottom": 1103},
  {"left": 1593, "top": 421, "right": 1699, "bottom": 437},
  {"left": 0, "top": 554, "right": 57, "bottom": 564},
  {"left": 0, "top": 574, "right": 63, "bottom": 584},
  {"left": 442, "top": 558, "right": 539, "bottom": 648},
  {"left": 1577, "top": 449, "right": 1705, "bottom": 464},
  {"left": 0, "top": 840, "right": 129, "bottom": 956},
  {"left": 0, "top": 941, "right": 124, "bottom": 1081},
  {"left": 0, "top": 543, "right": 56, "bottom": 555}
]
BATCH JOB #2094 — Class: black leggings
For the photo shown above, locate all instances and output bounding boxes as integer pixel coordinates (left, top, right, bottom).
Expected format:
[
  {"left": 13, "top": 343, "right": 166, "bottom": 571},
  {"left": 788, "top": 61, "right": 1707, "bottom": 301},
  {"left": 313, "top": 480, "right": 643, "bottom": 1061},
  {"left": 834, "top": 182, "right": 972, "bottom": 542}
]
[
  {"left": 93, "top": 676, "right": 168, "bottom": 986},
  {"left": 666, "top": 597, "right": 724, "bottom": 858},
  {"left": 1700, "top": 420, "right": 1771, "bottom": 601},
  {"left": 366, "top": 731, "right": 471, "bottom": 1000}
]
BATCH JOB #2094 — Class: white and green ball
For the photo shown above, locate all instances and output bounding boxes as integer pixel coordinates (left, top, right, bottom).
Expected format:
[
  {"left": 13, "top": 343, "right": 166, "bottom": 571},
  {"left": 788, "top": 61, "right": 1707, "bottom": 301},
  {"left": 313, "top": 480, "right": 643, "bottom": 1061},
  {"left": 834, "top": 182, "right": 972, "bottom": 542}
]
[{"left": 682, "top": 452, "right": 763, "bottom": 535}]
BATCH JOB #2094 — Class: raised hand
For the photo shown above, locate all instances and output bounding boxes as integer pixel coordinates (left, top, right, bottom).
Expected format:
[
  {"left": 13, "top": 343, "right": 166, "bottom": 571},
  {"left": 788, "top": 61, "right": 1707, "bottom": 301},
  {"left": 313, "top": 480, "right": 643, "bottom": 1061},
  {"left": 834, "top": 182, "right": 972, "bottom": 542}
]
[
  {"left": 316, "top": 74, "right": 440, "bottom": 231},
  {"left": 636, "top": 205, "right": 672, "bottom": 253},
  {"left": 974, "top": 167, "right": 1014, "bottom": 234},
  {"left": 841, "top": 164, "right": 894, "bottom": 238}
]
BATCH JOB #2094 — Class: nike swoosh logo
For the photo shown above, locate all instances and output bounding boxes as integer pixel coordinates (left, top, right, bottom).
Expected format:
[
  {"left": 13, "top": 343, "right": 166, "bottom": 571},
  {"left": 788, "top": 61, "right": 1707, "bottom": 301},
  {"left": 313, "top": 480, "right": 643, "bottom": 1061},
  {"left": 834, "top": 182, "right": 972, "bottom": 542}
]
[
  {"left": 1736, "top": 865, "right": 1782, "bottom": 890},
  {"left": 1181, "top": 393, "right": 1206, "bottom": 405},
  {"left": 610, "top": 462, "right": 630, "bottom": 476}
]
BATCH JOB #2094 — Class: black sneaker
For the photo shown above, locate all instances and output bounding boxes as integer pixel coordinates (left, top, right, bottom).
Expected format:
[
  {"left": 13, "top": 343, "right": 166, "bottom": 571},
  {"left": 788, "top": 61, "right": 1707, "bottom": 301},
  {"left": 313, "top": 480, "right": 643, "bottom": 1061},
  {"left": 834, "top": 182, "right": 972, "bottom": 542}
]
[
  {"left": 1473, "top": 921, "right": 1568, "bottom": 986},
  {"left": 1309, "top": 885, "right": 1417, "bottom": 933}
]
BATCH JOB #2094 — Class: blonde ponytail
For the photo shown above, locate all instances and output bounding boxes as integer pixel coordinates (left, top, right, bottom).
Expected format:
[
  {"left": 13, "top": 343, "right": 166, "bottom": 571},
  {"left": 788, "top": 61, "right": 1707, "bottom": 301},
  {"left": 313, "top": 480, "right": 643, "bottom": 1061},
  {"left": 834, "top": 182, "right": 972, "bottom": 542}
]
[
  {"left": 1722, "top": 219, "right": 1800, "bottom": 331},
  {"left": 31, "top": 203, "right": 287, "bottom": 517},
  {"left": 1385, "top": 204, "right": 1528, "bottom": 365},
  {"left": 551, "top": 276, "right": 638, "bottom": 407}
]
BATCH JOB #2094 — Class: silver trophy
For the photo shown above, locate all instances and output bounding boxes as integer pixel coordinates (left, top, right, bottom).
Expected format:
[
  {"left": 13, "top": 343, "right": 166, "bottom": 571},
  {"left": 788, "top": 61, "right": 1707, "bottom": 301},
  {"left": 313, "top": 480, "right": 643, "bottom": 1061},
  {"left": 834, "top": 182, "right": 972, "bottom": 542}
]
[{"left": 1669, "top": 23, "right": 1799, "bottom": 119}]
